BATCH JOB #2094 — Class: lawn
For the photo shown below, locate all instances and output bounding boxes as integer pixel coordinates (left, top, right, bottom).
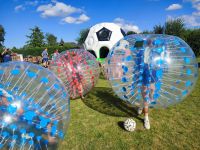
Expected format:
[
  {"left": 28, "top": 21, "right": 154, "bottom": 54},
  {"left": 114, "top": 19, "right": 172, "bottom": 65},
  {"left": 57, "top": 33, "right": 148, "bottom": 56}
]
[
  {"left": 197, "top": 57, "right": 200, "bottom": 63},
  {"left": 59, "top": 71, "right": 200, "bottom": 150}
]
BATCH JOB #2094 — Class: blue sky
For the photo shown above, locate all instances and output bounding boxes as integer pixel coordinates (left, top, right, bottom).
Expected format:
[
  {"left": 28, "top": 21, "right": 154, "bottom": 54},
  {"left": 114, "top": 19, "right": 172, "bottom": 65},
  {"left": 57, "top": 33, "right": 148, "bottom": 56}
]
[{"left": 0, "top": 0, "right": 200, "bottom": 48}]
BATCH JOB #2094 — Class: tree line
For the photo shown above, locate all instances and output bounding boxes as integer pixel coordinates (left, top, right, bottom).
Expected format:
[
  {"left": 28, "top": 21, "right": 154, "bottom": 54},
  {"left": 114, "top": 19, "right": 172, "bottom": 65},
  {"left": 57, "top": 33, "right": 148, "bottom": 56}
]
[
  {"left": 0, "top": 26, "right": 78, "bottom": 57},
  {"left": 0, "top": 18, "right": 200, "bottom": 57}
]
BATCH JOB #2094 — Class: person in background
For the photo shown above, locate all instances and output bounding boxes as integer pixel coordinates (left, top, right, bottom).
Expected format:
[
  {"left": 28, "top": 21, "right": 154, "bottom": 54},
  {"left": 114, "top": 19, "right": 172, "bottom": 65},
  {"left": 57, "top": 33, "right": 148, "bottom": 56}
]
[
  {"left": 1, "top": 48, "right": 12, "bottom": 62},
  {"left": 69, "top": 53, "right": 85, "bottom": 100},
  {"left": 42, "top": 48, "right": 49, "bottom": 68},
  {"left": 52, "top": 49, "right": 59, "bottom": 61}
]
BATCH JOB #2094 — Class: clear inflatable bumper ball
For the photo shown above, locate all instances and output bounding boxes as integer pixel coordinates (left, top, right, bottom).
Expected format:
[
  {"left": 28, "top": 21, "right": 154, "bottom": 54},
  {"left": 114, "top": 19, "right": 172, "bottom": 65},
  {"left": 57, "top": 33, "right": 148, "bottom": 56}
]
[
  {"left": 106, "top": 34, "right": 199, "bottom": 108},
  {"left": 0, "top": 61, "right": 70, "bottom": 149},
  {"left": 49, "top": 49, "right": 100, "bottom": 99}
]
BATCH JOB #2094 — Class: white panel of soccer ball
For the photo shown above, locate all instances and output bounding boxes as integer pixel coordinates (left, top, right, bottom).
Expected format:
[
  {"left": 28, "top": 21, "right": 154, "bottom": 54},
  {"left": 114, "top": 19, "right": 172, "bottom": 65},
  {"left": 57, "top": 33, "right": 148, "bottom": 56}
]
[{"left": 84, "top": 22, "right": 125, "bottom": 58}]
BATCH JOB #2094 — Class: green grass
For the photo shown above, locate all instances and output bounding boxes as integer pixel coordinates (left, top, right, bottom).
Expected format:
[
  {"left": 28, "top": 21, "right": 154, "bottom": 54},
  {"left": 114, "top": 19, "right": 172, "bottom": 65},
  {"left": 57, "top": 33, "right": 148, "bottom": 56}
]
[
  {"left": 197, "top": 57, "right": 200, "bottom": 63},
  {"left": 59, "top": 72, "right": 200, "bottom": 150}
]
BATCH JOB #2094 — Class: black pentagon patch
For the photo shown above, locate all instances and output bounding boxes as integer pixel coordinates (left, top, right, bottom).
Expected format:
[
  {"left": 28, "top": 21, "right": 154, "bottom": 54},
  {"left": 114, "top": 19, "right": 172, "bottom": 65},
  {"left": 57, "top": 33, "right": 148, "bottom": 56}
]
[
  {"left": 96, "top": 27, "right": 112, "bottom": 41},
  {"left": 120, "top": 28, "right": 126, "bottom": 37}
]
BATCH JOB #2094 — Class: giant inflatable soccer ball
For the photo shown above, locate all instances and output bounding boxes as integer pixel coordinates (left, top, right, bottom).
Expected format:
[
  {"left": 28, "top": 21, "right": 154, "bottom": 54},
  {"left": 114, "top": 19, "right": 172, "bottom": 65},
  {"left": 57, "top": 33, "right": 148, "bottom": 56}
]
[{"left": 84, "top": 22, "right": 126, "bottom": 60}]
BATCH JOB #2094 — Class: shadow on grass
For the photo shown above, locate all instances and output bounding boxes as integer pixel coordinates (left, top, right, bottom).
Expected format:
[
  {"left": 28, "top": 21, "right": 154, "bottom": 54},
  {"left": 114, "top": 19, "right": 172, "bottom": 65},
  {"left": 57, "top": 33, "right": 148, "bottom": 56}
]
[
  {"left": 117, "top": 121, "right": 127, "bottom": 131},
  {"left": 82, "top": 87, "right": 143, "bottom": 121}
]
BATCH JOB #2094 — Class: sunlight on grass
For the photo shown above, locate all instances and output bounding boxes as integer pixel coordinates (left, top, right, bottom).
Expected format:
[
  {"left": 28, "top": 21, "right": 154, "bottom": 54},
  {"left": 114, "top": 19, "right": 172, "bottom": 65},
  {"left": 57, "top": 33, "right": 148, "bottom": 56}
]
[
  {"left": 59, "top": 71, "right": 200, "bottom": 150},
  {"left": 197, "top": 57, "right": 200, "bottom": 63}
]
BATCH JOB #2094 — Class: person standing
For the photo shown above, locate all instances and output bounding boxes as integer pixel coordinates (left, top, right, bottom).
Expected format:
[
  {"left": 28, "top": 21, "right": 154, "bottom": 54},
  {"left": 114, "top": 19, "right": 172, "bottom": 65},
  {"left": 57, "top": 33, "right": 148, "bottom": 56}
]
[
  {"left": 1, "top": 48, "right": 12, "bottom": 62},
  {"left": 42, "top": 48, "right": 49, "bottom": 68},
  {"left": 137, "top": 39, "right": 156, "bottom": 130},
  {"left": 52, "top": 49, "right": 59, "bottom": 61}
]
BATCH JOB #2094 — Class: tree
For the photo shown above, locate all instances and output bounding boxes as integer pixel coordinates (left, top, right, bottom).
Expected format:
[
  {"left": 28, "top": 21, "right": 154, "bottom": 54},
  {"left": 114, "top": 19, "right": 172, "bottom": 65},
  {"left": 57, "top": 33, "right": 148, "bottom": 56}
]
[
  {"left": 141, "top": 30, "right": 153, "bottom": 34},
  {"left": 0, "top": 25, "right": 5, "bottom": 47},
  {"left": 59, "top": 38, "right": 65, "bottom": 46},
  {"left": 26, "top": 26, "right": 45, "bottom": 47},
  {"left": 164, "top": 18, "right": 185, "bottom": 37},
  {"left": 76, "top": 28, "right": 89, "bottom": 45},
  {"left": 46, "top": 33, "right": 57, "bottom": 46},
  {"left": 182, "top": 28, "right": 200, "bottom": 57},
  {"left": 11, "top": 46, "right": 17, "bottom": 51},
  {"left": 126, "top": 31, "right": 137, "bottom": 35},
  {"left": 153, "top": 24, "right": 164, "bottom": 34}
]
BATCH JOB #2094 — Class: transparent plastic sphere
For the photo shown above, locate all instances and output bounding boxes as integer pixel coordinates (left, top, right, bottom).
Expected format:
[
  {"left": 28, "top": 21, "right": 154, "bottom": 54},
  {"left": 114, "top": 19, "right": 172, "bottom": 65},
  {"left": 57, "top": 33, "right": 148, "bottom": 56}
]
[
  {"left": 49, "top": 49, "right": 100, "bottom": 99},
  {"left": 107, "top": 34, "right": 199, "bottom": 108},
  {"left": 0, "top": 61, "right": 70, "bottom": 149},
  {"left": 100, "top": 59, "right": 109, "bottom": 80}
]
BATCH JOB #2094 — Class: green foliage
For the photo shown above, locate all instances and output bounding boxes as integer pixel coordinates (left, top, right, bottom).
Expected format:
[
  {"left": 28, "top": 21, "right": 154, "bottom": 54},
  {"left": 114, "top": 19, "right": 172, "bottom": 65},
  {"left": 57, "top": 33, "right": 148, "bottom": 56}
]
[
  {"left": 141, "top": 30, "right": 153, "bottom": 34},
  {"left": 26, "top": 26, "right": 45, "bottom": 47},
  {"left": 76, "top": 28, "right": 89, "bottom": 45},
  {"left": 59, "top": 38, "right": 65, "bottom": 46},
  {"left": 0, "top": 25, "right": 5, "bottom": 47},
  {"left": 165, "top": 18, "right": 185, "bottom": 37},
  {"left": 126, "top": 31, "right": 137, "bottom": 35},
  {"left": 153, "top": 24, "right": 164, "bottom": 34},
  {"left": 46, "top": 33, "right": 57, "bottom": 46},
  {"left": 11, "top": 43, "right": 79, "bottom": 57},
  {"left": 182, "top": 28, "right": 200, "bottom": 57},
  {"left": 141, "top": 18, "right": 199, "bottom": 57}
]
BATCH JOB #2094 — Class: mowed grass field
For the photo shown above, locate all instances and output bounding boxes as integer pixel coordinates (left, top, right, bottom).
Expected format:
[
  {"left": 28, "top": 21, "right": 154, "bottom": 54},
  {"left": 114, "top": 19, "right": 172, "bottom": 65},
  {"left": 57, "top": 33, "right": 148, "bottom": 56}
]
[{"left": 59, "top": 71, "right": 200, "bottom": 150}]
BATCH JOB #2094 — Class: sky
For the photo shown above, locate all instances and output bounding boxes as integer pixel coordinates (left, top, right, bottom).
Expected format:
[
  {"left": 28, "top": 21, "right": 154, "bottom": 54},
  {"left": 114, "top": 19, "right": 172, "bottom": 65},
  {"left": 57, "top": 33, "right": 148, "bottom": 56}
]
[{"left": 0, "top": 0, "right": 200, "bottom": 48}]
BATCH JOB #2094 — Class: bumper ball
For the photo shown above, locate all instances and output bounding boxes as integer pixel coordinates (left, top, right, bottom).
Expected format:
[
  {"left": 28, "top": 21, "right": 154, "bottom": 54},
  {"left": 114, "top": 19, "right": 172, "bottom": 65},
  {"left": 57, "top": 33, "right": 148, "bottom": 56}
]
[
  {"left": 0, "top": 61, "right": 70, "bottom": 149},
  {"left": 49, "top": 49, "right": 100, "bottom": 99},
  {"left": 100, "top": 59, "right": 109, "bottom": 80},
  {"left": 106, "top": 34, "right": 199, "bottom": 108}
]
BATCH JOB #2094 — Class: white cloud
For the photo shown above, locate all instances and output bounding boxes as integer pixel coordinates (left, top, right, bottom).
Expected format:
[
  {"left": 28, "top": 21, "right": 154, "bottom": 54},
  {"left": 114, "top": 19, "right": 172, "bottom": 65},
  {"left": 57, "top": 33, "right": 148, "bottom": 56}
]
[
  {"left": 37, "top": 1, "right": 82, "bottom": 18},
  {"left": 114, "top": 18, "right": 124, "bottom": 22},
  {"left": 62, "top": 14, "right": 90, "bottom": 24},
  {"left": 183, "top": 0, "right": 200, "bottom": 11},
  {"left": 51, "top": 0, "right": 57, "bottom": 3},
  {"left": 185, "top": 0, "right": 200, "bottom": 26},
  {"left": 193, "top": 11, "right": 200, "bottom": 16},
  {"left": 193, "top": 2, "right": 200, "bottom": 10},
  {"left": 36, "top": 1, "right": 89, "bottom": 24},
  {"left": 14, "top": 0, "right": 90, "bottom": 24},
  {"left": 25, "top": 0, "right": 39, "bottom": 6},
  {"left": 183, "top": 0, "right": 200, "bottom": 3},
  {"left": 114, "top": 18, "right": 140, "bottom": 33},
  {"left": 181, "top": 14, "right": 200, "bottom": 26},
  {"left": 15, "top": 5, "right": 25, "bottom": 11},
  {"left": 166, "top": 4, "right": 182, "bottom": 11},
  {"left": 14, "top": 0, "right": 39, "bottom": 12},
  {"left": 166, "top": 1, "right": 200, "bottom": 26},
  {"left": 167, "top": 15, "right": 200, "bottom": 26}
]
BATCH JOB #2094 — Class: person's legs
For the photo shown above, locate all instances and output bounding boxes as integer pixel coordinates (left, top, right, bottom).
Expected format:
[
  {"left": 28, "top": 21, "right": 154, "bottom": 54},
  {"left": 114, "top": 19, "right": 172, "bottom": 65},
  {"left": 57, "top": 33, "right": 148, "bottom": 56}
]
[
  {"left": 47, "top": 123, "right": 57, "bottom": 144},
  {"left": 149, "top": 83, "right": 155, "bottom": 102},
  {"left": 42, "top": 58, "right": 46, "bottom": 67},
  {"left": 143, "top": 102, "right": 150, "bottom": 129},
  {"left": 3, "top": 56, "right": 7, "bottom": 62},
  {"left": 141, "top": 85, "right": 150, "bottom": 129},
  {"left": 43, "top": 58, "right": 48, "bottom": 68},
  {"left": 72, "top": 83, "right": 76, "bottom": 99},
  {"left": 78, "top": 83, "right": 84, "bottom": 100},
  {"left": 44, "top": 61, "right": 47, "bottom": 67}
]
